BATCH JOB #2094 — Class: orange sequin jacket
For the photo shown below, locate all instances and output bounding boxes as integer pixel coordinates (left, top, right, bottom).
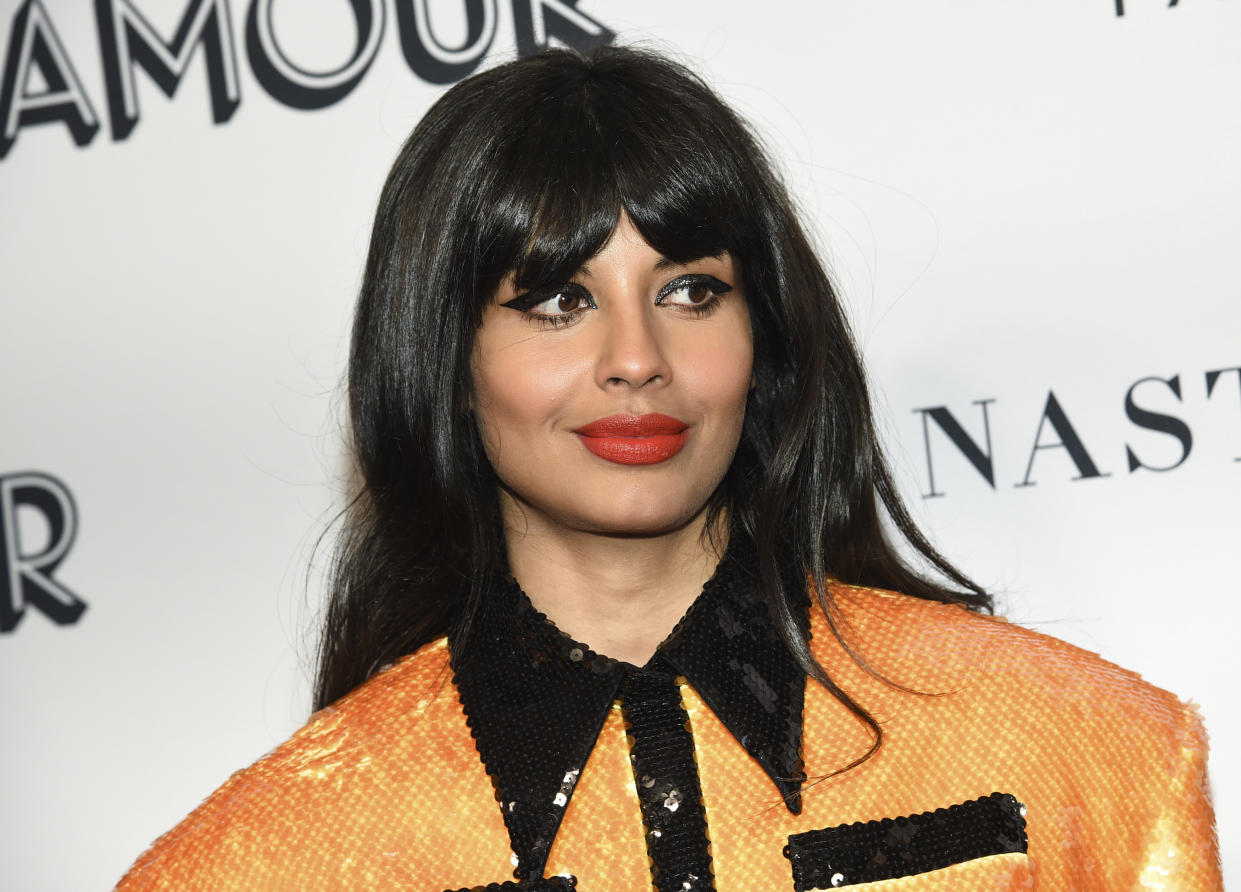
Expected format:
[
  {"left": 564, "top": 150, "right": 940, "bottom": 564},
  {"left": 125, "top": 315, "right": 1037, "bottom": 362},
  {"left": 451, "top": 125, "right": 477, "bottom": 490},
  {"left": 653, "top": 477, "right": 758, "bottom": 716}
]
[{"left": 116, "top": 543, "right": 1220, "bottom": 891}]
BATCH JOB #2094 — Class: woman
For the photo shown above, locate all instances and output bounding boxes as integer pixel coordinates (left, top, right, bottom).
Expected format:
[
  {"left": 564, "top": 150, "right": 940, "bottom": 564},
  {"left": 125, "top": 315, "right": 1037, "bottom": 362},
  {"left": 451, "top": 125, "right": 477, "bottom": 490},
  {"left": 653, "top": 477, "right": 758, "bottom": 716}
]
[{"left": 117, "top": 47, "right": 1220, "bottom": 890}]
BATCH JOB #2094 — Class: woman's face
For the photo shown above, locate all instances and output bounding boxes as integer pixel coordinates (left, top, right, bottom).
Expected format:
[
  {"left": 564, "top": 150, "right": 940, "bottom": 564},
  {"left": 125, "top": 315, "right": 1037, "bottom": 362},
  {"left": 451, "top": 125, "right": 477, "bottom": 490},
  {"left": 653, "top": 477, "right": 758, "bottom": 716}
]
[{"left": 471, "top": 214, "right": 754, "bottom": 538}]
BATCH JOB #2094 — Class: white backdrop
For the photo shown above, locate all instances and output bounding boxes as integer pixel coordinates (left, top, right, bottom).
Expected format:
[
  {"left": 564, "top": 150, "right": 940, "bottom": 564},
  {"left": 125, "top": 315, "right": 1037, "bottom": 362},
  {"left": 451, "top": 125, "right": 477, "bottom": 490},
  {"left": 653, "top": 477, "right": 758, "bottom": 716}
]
[{"left": 1, "top": 1, "right": 1236, "bottom": 889}]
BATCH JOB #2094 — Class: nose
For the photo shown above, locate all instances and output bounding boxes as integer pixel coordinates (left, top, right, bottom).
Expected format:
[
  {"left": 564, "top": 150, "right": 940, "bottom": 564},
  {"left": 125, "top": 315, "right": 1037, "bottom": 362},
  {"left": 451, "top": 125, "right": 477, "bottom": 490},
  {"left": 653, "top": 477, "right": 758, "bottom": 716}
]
[{"left": 595, "top": 301, "right": 671, "bottom": 391}]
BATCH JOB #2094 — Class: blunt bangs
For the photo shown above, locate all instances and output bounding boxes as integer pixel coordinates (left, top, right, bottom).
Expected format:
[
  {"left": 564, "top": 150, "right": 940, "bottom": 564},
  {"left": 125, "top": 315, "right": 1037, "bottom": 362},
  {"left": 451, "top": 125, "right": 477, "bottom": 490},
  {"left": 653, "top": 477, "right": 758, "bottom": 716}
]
[{"left": 462, "top": 48, "right": 767, "bottom": 301}]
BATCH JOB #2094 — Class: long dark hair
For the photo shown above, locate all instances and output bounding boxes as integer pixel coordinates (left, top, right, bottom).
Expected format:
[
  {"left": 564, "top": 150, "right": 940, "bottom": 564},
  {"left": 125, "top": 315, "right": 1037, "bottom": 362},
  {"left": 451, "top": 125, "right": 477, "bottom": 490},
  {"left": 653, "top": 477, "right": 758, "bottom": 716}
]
[{"left": 315, "top": 47, "right": 990, "bottom": 752}]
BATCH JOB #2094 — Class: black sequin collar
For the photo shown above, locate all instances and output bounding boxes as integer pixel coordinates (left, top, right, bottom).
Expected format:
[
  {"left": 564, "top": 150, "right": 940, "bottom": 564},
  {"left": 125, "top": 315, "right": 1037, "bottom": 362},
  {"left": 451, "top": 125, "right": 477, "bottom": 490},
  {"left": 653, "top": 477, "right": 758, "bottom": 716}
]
[{"left": 449, "top": 533, "right": 807, "bottom": 881}]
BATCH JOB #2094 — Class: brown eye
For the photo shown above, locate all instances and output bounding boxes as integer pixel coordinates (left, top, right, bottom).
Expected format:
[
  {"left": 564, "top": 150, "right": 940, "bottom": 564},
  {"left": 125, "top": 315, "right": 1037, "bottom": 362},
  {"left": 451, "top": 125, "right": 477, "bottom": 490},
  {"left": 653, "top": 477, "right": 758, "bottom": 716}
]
[
  {"left": 499, "top": 282, "right": 596, "bottom": 325},
  {"left": 556, "top": 292, "right": 587, "bottom": 313},
  {"left": 658, "top": 274, "right": 733, "bottom": 309},
  {"left": 516, "top": 284, "right": 597, "bottom": 321},
  {"left": 683, "top": 282, "right": 712, "bottom": 304}
]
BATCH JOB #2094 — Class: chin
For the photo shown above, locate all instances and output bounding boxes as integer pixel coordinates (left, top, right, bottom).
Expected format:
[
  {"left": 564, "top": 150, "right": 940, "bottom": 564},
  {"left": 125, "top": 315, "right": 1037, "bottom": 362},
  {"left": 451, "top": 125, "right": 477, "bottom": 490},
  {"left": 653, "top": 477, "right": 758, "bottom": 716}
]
[
  {"left": 574, "top": 486, "right": 715, "bottom": 538},
  {"left": 497, "top": 471, "right": 726, "bottom": 541}
]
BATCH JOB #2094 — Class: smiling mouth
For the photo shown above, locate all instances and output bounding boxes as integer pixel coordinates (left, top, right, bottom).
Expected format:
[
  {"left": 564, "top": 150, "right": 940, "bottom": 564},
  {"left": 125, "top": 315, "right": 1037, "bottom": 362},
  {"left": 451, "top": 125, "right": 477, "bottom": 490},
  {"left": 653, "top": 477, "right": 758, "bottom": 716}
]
[{"left": 573, "top": 413, "right": 690, "bottom": 465}]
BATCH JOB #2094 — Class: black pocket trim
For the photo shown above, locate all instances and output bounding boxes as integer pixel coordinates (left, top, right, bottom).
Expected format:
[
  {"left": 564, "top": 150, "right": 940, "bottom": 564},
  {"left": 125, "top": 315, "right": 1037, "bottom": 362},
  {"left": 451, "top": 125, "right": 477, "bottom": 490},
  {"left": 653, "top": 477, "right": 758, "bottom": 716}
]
[
  {"left": 445, "top": 876, "right": 577, "bottom": 892},
  {"left": 784, "top": 791, "right": 1027, "bottom": 890}
]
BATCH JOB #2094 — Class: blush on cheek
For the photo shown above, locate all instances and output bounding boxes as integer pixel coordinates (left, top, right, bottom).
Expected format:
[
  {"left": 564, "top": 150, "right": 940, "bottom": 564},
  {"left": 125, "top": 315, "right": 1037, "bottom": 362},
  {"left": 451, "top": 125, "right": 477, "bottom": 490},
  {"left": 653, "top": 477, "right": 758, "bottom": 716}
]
[
  {"left": 483, "top": 350, "right": 583, "bottom": 421},
  {"left": 685, "top": 344, "right": 753, "bottom": 416}
]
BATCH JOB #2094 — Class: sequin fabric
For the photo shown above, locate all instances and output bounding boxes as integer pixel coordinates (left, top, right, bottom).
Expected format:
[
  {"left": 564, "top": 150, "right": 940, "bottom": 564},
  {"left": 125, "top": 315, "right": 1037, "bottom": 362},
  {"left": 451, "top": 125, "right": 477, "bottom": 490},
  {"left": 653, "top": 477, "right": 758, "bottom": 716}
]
[
  {"left": 784, "top": 792, "right": 1027, "bottom": 890},
  {"left": 450, "top": 581, "right": 625, "bottom": 882},
  {"left": 446, "top": 880, "right": 576, "bottom": 892},
  {"left": 451, "top": 533, "right": 803, "bottom": 887},
  {"left": 623, "top": 666, "right": 713, "bottom": 891},
  {"left": 114, "top": 542, "right": 1222, "bottom": 890},
  {"left": 656, "top": 536, "right": 807, "bottom": 811}
]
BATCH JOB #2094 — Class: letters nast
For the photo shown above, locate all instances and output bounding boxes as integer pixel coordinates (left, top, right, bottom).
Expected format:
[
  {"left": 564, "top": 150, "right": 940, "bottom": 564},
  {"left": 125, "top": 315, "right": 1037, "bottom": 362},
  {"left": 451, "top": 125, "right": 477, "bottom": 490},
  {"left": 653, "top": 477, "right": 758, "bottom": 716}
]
[{"left": 914, "top": 367, "right": 1241, "bottom": 497}]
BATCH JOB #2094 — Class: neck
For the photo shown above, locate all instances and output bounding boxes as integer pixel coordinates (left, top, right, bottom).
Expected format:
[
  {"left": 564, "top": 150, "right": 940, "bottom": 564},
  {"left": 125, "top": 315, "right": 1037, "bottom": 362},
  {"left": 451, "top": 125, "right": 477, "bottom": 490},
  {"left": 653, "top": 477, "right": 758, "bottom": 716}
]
[{"left": 500, "top": 505, "right": 728, "bottom": 666}]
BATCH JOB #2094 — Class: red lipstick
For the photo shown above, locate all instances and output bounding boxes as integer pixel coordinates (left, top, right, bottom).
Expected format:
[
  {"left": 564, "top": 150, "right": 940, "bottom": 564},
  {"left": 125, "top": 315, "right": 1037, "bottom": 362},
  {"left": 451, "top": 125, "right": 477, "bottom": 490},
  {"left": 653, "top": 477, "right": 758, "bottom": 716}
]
[{"left": 573, "top": 413, "right": 689, "bottom": 465}]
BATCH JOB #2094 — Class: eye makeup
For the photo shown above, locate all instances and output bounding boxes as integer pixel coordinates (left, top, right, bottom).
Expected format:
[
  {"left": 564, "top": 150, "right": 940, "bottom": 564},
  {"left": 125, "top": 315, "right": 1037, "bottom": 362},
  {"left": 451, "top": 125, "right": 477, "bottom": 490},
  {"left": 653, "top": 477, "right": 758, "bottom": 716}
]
[
  {"left": 500, "top": 273, "right": 735, "bottom": 329},
  {"left": 655, "top": 274, "right": 733, "bottom": 313},
  {"left": 499, "top": 282, "right": 597, "bottom": 313}
]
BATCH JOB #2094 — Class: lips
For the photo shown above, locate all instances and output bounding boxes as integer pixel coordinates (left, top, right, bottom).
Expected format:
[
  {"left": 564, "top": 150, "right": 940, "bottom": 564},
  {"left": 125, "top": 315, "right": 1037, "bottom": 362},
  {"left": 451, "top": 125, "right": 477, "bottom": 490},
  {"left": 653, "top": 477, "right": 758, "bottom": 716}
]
[{"left": 573, "top": 413, "right": 689, "bottom": 465}]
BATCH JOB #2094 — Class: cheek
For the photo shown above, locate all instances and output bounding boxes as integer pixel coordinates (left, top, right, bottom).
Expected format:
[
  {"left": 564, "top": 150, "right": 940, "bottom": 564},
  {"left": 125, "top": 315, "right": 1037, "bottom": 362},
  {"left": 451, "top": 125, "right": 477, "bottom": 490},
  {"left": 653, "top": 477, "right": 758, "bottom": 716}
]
[
  {"left": 471, "top": 345, "right": 581, "bottom": 450},
  {"left": 682, "top": 328, "right": 754, "bottom": 421}
]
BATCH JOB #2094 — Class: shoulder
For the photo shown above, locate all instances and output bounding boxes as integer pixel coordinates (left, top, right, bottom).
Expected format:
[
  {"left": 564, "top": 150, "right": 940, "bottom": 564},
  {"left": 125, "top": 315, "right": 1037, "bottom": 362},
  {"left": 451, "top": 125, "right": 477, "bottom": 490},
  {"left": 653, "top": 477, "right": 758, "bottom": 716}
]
[
  {"left": 818, "top": 581, "right": 1189, "bottom": 723},
  {"left": 801, "top": 582, "right": 1220, "bottom": 889},
  {"left": 114, "top": 637, "right": 488, "bottom": 891}
]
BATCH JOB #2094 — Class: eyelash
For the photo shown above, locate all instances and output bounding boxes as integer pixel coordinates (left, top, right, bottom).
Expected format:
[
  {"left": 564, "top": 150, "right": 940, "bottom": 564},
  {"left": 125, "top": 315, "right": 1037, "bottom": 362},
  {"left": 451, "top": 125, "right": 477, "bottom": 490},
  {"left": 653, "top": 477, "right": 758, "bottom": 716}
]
[{"left": 502, "top": 274, "right": 733, "bottom": 329}]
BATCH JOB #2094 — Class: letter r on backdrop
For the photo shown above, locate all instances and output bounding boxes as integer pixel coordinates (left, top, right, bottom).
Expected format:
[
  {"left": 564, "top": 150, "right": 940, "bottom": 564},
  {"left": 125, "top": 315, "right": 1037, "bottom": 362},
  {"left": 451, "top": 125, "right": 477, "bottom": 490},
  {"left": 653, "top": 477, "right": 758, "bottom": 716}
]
[{"left": 0, "top": 472, "right": 87, "bottom": 632}]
